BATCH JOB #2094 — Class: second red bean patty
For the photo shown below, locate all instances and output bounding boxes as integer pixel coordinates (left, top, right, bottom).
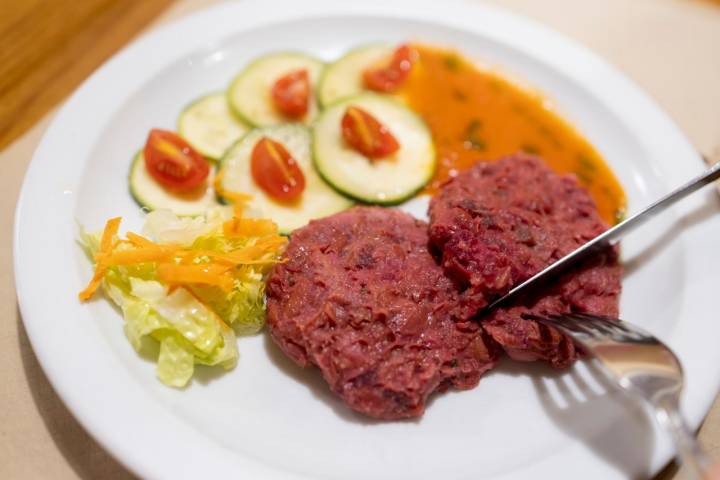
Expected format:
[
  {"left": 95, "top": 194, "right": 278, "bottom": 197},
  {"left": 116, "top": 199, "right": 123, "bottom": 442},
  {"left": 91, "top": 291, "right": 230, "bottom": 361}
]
[{"left": 428, "top": 154, "right": 621, "bottom": 367}]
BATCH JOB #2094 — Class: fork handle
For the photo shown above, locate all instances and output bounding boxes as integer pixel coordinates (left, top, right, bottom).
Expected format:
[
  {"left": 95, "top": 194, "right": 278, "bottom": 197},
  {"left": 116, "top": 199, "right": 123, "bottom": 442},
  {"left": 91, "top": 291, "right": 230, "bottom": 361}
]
[{"left": 654, "top": 395, "right": 713, "bottom": 479}]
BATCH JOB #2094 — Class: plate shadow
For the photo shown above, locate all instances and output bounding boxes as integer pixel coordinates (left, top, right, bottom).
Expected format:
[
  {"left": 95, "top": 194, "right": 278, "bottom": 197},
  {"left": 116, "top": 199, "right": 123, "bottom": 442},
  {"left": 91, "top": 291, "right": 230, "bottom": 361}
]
[
  {"left": 496, "top": 358, "right": 656, "bottom": 479},
  {"left": 263, "top": 333, "right": 424, "bottom": 426}
]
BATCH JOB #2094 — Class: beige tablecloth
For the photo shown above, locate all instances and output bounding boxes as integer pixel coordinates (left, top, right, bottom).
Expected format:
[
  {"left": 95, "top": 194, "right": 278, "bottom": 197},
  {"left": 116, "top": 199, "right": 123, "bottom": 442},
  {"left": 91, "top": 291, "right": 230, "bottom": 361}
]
[{"left": 2, "top": 0, "right": 719, "bottom": 478}]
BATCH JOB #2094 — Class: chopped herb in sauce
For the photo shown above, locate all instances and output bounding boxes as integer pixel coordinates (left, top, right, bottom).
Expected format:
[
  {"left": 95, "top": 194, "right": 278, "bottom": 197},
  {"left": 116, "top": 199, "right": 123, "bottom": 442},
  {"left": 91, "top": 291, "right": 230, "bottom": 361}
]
[
  {"left": 575, "top": 171, "right": 592, "bottom": 185},
  {"left": 462, "top": 119, "right": 486, "bottom": 151},
  {"left": 452, "top": 88, "right": 467, "bottom": 102},
  {"left": 512, "top": 103, "right": 526, "bottom": 114},
  {"left": 613, "top": 207, "right": 627, "bottom": 225},
  {"left": 577, "top": 153, "right": 597, "bottom": 172},
  {"left": 488, "top": 79, "right": 503, "bottom": 93},
  {"left": 521, "top": 144, "right": 540, "bottom": 155},
  {"left": 575, "top": 153, "right": 597, "bottom": 185},
  {"left": 538, "top": 125, "right": 562, "bottom": 148},
  {"left": 443, "top": 54, "right": 462, "bottom": 71}
]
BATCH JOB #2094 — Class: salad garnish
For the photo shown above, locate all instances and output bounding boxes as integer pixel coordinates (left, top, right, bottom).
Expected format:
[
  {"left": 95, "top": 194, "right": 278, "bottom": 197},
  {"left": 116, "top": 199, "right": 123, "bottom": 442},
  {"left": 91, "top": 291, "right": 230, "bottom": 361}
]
[{"left": 79, "top": 204, "right": 286, "bottom": 386}]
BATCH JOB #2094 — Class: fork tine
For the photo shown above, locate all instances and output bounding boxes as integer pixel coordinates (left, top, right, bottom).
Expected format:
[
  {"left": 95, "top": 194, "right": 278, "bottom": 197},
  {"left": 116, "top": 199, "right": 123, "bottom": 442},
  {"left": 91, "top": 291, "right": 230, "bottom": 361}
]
[
  {"left": 569, "top": 312, "right": 618, "bottom": 329},
  {"left": 565, "top": 313, "right": 617, "bottom": 336},
  {"left": 523, "top": 313, "right": 563, "bottom": 330},
  {"left": 549, "top": 313, "right": 601, "bottom": 336},
  {"left": 529, "top": 313, "right": 595, "bottom": 337},
  {"left": 612, "top": 318, "right": 655, "bottom": 339},
  {"left": 565, "top": 312, "right": 602, "bottom": 323},
  {"left": 613, "top": 320, "right": 659, "bottom": 343},
  {"left": 570, "top": 312, "right": 656, "bottom": 342}
]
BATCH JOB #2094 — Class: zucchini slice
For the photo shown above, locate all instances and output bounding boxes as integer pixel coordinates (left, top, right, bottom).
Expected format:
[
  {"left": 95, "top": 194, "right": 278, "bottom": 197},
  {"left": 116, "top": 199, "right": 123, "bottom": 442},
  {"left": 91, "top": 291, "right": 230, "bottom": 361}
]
[
  {"left": 312, "top": 94, "right": 435, "bottom": 205},
  {"left": 317, "top": 45, "right": 394, "bottom": 107},
  {"left": 219, "top": 125, "right": 353, "bottom": 234},
  {"left": 129, "top": 152, "right": 219, "bottom": 216},
  {"left": 228, "top": 53, "right": 324, "bottom": 128},
  {"left": 177, "top": 92, "right": 249, "bottom": 161}
]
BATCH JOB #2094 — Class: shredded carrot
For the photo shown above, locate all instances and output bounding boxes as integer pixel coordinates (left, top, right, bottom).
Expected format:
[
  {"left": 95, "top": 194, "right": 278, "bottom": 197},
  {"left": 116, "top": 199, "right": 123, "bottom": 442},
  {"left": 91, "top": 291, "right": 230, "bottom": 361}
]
[
  {"left": 100, "top": 217, "right": 122, "bottom": 252},
  {"left": 126, "top": 232, "right": 157, "bottom": 248},
  {"left": 215, "top": 237, "right": 286, "bottom": 264},
  {"left": 228, "top": 192, "right": 253, "bottom": 218},
  {"left": 256, "top": 235, "right": 288, "bottom": 249},
  {"left": 175, "top": 248, "right": 278, "bottom": 266},
  {"left": 223, "top": 217, "right": 278, "bottom": 238},
  {"left": 99, "top": 231, "right": 180, "bottom": 266},
  {"left": 212, "top": 169, "right": 224, "bottom": 194},
  {"left": 79, "top": 276, "right": 104, "bottom": 302},
  {"left": 221, "top": 247, "right": 272, "bottom": 264},
  {"left": 175, "top": 249, "right": 232, "bottom": 265},
  {"left": 157, "top": 263, "right": 234, "bottom": 291},
  {"left": 177, "top": 251, "right": 200, "bottom": 265},
  {"left": 221, "top": 241, "right": 285, "bottom": 264},
  {"left": 79, "top": 209, "right": 287, "bottom": 303},
  {"left": 103, "top": 246, "right": 177, "bottom": 266},
  {"left": 78, "top": 217, "right": 122, "bottom": 301},
  {"left": 214, "top": 171, "right": 253, "bottom": 218}
]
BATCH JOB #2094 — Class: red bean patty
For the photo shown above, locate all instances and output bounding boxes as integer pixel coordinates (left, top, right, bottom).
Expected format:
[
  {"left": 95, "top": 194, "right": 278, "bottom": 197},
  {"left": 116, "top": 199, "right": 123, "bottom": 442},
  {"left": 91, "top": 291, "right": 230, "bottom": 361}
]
[
  {"left": 429, "top": 154, "right": 622, "bottom": 368},
  {"left": 266, "top": 207, "right": 499, "bottom": 419}
]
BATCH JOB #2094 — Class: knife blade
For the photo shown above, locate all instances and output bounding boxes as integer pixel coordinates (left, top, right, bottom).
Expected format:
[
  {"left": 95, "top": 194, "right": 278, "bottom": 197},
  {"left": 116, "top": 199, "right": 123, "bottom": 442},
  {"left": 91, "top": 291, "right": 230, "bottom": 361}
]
[{"left": 484, "top": 158, "right": 720, "bottom": 312}]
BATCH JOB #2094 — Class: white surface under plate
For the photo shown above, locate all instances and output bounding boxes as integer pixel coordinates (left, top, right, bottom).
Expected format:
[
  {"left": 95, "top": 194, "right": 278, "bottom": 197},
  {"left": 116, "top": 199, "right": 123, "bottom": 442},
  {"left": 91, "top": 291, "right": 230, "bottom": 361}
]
[{"left": 14, "top": 1, "right": 720, "bottom": 479}]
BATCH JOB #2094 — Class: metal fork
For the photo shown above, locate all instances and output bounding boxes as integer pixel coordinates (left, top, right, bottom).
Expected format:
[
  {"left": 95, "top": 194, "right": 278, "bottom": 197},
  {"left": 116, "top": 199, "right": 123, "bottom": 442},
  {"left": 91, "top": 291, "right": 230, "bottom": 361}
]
[{"left": 526, "top": 312, "right": 712, "bottom": 478}]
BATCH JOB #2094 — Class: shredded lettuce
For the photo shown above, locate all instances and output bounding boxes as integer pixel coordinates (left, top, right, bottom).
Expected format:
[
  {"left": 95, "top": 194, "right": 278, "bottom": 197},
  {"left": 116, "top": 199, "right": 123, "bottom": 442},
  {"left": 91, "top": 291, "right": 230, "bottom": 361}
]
[
  {"left": 157, "top": 335, "right": 194, "bottom": 387},
  {"left": 187, "top": 231, "right": 271, "bottom": 335},
  {"left": 142, "top": 208, "right": 226, "bottom": 245},
  {"left": 80, "top": 208, "right": 281, "bottom": 387}
]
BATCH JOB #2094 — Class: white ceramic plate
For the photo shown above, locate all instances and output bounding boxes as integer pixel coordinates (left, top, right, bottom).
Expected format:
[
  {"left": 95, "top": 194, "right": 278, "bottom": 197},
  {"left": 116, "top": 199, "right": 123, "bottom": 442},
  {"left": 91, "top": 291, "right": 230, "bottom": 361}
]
[{"left": 14, "top": 1, "right": 720, "bottom": 478}]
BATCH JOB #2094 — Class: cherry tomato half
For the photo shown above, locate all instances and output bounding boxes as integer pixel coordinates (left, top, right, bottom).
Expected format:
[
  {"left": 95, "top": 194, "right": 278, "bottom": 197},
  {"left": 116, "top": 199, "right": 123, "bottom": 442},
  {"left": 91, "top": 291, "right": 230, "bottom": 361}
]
[
  {"left": 341, "top": 106, "right": 400, "bottom": 159},
  {"left": 251, "top": 137, "right": 306, "bottom": 202},
  {"left": 271, "top": 69, "right": 310, "bottom": 119},
  {"left": 363, "top": 44, "right": 415, "bottom": 93},
  {"left": 144, "top": 129, "right": 210, "bottom": 192}
]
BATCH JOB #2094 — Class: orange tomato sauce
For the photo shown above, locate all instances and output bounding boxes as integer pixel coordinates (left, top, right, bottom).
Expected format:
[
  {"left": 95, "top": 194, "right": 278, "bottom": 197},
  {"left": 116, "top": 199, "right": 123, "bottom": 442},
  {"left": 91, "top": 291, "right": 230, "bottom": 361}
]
[{"left": 401, "top": 45, "right": 626, "bottom": 225}]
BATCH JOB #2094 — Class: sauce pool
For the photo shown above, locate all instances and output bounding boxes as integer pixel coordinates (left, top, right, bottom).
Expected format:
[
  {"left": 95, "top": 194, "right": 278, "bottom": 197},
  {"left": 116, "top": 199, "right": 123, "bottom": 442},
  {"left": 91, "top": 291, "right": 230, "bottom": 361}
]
[{"left": 401, "top": 45, "right": 626, "bottom": 225}]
